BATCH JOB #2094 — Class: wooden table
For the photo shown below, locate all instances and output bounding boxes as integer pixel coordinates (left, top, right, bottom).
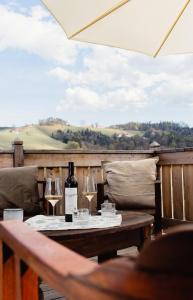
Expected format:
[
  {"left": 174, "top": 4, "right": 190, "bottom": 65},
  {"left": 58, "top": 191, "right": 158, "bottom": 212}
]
[{"left": 42, "top": 211, "right": 154, "bottom": 262}]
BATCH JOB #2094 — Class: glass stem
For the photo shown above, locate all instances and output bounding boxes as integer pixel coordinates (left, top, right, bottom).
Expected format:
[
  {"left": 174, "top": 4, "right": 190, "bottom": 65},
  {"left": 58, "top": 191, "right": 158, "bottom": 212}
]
[
  {"left": 53, "top": 205, "right": 55, "bottom": 216},
  {"left": 89, "top": 200, "right": 92, "bottom": 215}
]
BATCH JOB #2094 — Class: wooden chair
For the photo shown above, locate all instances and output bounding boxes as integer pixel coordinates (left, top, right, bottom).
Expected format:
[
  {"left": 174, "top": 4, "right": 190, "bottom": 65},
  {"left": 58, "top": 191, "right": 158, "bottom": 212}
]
[
  {"left": 1, "top": 221, "right": 193, "bottom": 299},
  {"left": 97, "top": 181, "right": 161, "bottom": 233},
  {"left": 97, "top": 160, "right": 162, "bottom": 234}
]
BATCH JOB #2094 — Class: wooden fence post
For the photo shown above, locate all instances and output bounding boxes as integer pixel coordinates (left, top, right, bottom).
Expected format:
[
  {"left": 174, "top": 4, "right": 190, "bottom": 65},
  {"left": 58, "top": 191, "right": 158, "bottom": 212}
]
[{"left": 13, "top": 141, "right": 24, "bottom": 167}]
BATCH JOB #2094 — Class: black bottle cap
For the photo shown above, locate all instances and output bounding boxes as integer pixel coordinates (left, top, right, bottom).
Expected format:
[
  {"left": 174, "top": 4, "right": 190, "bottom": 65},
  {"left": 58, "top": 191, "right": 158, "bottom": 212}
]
[{"left": 65, "top": 214, "right": 73, "bottom": 222}]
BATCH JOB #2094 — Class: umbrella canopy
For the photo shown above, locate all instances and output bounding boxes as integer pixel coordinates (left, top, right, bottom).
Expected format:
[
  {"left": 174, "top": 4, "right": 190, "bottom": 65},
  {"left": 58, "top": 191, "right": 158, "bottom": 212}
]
[{"left": 41, "top": 0, "right": 192, "bottom": 57}]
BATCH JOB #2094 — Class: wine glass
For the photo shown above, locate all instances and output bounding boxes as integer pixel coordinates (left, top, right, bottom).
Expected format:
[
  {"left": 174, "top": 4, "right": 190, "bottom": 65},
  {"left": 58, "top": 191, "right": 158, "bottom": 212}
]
[
  {"left": 82, "top": 174, "right": 97, "bottom": 215},
  {"left": 45, "top": 177, "right": 63, "bottom": 216}
]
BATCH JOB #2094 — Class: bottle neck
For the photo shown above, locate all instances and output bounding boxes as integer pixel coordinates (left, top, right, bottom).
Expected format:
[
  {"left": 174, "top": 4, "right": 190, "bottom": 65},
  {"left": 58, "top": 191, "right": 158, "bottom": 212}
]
[{"left": 68, "top": 162, "right": 74, "bottom": 177}]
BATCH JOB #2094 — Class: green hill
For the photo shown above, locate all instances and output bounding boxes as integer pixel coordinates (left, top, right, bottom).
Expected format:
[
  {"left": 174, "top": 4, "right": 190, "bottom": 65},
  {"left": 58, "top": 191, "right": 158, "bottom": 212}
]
[
  {"left": 0, "top": 123, "right": 139, "bottom": 150},
  {"left": 0, "top": 125, "right": 66, "bottom": 150},
  {"left": 1, "top": 120, "right": 191, "bottom": 151}
]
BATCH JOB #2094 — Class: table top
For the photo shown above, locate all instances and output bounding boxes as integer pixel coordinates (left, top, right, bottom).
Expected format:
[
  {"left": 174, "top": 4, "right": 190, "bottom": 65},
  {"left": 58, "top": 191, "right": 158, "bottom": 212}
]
[{"left": 42, "top": 211, "right": 154, "bottom": 239}]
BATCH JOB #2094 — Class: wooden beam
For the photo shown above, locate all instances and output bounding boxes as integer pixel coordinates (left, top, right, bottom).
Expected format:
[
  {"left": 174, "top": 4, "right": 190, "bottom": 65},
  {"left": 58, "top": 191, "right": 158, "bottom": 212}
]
[{"left": 13, "top": 141, "right": 24, "bottom": 167}]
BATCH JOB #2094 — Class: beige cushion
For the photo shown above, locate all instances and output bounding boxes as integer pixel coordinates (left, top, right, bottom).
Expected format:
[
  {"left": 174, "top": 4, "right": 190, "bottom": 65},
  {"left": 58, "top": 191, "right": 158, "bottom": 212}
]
[
  {"left": 0, "top": 166, "right": 43, "bottom": 216},
  {"left": 104, "top": 157, "right": 159, "bottom": 209}
]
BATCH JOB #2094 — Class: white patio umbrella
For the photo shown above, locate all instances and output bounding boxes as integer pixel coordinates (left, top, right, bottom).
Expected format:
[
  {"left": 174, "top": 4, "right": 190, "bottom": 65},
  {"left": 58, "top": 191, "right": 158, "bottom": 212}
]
[{"left": 41, "top": 0, "right": 192, "bottom": 57}]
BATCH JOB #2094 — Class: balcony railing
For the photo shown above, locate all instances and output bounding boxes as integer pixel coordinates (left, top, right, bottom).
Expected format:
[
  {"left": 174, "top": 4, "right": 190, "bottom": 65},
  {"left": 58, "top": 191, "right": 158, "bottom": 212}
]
[{"left": 2, "top": 141, "right": 193, "bottom": 223}]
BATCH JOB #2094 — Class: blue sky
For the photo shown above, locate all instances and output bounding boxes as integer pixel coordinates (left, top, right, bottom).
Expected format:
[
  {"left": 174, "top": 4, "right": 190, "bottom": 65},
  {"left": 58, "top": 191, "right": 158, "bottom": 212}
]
[{"left": 1, "top": 0, "right": 193, "bottom": 127}]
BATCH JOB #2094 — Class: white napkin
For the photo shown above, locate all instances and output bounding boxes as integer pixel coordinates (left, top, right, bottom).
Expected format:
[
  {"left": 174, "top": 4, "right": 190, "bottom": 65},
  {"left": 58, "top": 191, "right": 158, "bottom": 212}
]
[{"left": 25, "top": 214, "right": 122, "bottom": 231}]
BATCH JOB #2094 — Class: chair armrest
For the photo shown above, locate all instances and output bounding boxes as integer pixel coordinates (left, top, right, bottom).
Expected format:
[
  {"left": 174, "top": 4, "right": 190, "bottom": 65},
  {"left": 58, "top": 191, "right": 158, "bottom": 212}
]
[{"left": 97, "top": 182, "right": 108, "bottom": 211}]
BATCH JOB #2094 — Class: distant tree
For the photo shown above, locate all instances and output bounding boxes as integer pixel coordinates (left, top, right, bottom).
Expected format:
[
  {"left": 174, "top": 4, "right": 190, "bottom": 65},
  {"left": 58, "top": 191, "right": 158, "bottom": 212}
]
[
  {"left": 65, "top": 141, "right": 80, "bottom": 149},
  {"left": 50, "top": 121, "right": 193, "bottom": 150},
  {"left": 39, "top": 117, "right": 68, "bottom": 126}
]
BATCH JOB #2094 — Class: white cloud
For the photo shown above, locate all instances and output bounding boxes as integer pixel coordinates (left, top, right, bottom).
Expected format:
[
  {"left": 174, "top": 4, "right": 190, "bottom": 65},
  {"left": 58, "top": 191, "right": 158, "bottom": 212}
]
[
  {"left": 50, "top": 47, "right": 137, "bottom": 89},
  {"left": 151, "top": 73, "right": 193, "bottom": 106},
  {"left": 56, "top": 85, "right": 148, "bottom": 112},
  {"left": 106, "top": 88, "right": 148, "bottom": 109},
  {"left": 56, "top": 87, "right": 102, "bottom": 111},
  {"left": 0, "top": 4, "right": 79, "bottom": 65},
  {"left": 30, "top": 5, "right": 50, "bottom": 20},
  {"left": 51, "top": 45, "right": 193, "bottom": 113}
]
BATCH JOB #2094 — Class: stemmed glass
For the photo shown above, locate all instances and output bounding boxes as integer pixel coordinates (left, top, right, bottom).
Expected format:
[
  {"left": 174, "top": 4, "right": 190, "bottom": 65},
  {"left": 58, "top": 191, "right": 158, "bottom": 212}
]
[
  {"left": 45, "top": 177, "right": 63, "bottom": 216},
  {"left": 82, "top": 173, "right": 97, "bottom": 215}
]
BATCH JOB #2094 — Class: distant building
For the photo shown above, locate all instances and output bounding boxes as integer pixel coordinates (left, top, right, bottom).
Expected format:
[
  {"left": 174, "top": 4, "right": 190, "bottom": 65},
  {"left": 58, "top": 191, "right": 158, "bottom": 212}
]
[{"left": 150, "top": 141, "right": 160, "bottom": 149}]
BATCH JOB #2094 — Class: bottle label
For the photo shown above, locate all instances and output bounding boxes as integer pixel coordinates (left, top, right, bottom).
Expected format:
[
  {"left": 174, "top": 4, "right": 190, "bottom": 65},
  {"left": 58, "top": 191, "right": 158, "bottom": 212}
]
[{"left": 65, "top": 188, "right": 78, "bottom": 214}]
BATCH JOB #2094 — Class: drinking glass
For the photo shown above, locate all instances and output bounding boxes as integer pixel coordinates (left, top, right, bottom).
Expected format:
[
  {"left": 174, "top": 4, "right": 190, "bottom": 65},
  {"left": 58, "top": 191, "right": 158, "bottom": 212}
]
[
  {"left": 82, "top": 174, "right": 97, "bottom": 215},
  {"left": 3, "top": 208, "right": 23, "bottom": 221},
  {"left": 101, "top": 202, "right": 116, "bottom": 218},
  {"left": 45, "top": 177, "right": 63, "bottom": 216},
  {"left": 73, "top": 208, "right": 89, "bottom": 225}
]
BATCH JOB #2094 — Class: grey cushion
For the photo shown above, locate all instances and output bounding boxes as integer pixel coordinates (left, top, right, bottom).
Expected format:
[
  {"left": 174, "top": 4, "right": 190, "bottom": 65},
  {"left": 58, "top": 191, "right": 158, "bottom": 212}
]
[
  {"left": 104, "top": 157, "right": 159, "bottom": 209},
  {"left": 0, "top": 166, "right": 43, "bottom": 216}
]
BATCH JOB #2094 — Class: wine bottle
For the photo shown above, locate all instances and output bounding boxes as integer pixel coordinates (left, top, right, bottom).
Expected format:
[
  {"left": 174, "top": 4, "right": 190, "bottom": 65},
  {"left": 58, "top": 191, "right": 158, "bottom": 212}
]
[{"left": 64, "top": 162, "right": 78, "bottom": 222}]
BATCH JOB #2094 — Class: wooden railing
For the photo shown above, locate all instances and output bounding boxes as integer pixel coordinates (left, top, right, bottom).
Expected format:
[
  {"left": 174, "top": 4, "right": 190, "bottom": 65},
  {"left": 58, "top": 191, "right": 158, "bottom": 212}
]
[
  {"left": 0, "top": 220, "right": 97, "bottom": 300},
  {"left": 1, "top": 141, "right": 153, "bottom": 213},
  {"left": 2, "top": 141, "right": 193, "bottom": 224},
  {"left": 159, "top": 149, "right": 193, "bottom": 226}
]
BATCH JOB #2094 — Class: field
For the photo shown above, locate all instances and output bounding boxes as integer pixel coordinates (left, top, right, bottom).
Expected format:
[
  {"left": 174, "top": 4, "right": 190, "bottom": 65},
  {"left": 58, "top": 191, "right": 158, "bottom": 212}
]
[
  {"left": 0, "top": 126, "right": 66, "bottom": 150},
  {"left": 0, "top": 124, "right": 140, "bottom": 150}
]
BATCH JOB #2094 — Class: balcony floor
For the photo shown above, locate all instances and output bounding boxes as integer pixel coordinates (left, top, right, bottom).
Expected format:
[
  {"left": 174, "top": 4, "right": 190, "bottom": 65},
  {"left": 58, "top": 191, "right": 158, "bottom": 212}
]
[{"left": 40, "top": 282, "right": 64, "bottom": 300}]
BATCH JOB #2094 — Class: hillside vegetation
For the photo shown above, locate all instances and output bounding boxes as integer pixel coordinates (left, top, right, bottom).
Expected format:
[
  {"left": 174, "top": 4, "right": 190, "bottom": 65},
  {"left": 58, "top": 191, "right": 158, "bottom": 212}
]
[
  {"left": 0, "top": 118, "right": 139, "bottom": 150},
  {"left": 0, "top": 118, "right": 193, "bottom": 150},
  {"left": 0, "top": 125, "right": 66, "bottom": 150}
]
